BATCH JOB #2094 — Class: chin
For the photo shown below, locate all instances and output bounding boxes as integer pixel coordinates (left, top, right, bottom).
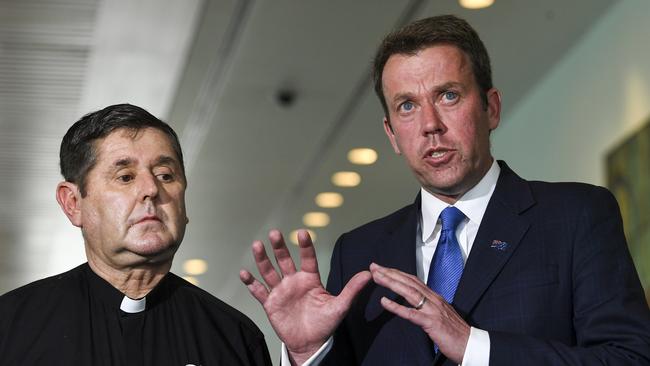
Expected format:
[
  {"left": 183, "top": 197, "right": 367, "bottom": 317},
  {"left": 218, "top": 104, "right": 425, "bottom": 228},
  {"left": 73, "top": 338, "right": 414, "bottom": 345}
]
[{"left": 129, "top": 238, "right": 178, "bottom": 259}]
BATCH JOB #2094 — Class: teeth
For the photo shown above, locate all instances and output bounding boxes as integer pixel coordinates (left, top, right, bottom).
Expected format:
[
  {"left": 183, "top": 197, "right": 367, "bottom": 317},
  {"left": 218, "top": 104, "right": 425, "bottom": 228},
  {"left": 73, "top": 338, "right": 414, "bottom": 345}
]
[{"left": 430, "top": 151, "right": 446, "bottom": 158}]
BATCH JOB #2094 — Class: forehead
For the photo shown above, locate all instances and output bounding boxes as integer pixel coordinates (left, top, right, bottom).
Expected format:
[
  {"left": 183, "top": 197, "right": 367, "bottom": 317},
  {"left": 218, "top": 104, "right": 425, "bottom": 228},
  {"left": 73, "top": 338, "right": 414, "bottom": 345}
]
[
  {"left": 93, "top": 127, "right": 179, "bottom": 164},
  {"left": 382, "top": 45, "right": 472, "bottom": 89}
]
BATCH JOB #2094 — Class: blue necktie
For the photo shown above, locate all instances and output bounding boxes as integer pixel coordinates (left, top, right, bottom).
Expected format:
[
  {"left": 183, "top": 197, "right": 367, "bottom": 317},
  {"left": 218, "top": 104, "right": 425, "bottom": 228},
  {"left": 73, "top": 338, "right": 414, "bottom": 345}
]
[{"left": 427, "top": 206, "right": 466, "bottom": 304}]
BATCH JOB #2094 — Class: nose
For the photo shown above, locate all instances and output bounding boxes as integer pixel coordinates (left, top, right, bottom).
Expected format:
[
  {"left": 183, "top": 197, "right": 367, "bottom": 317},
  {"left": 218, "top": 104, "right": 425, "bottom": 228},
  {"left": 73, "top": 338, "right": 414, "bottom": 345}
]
[
  {"left": 138, "top": 173, "right": 159, "bottom": 201},
  {"left": 421, "top": 102, "right": 445, "bottom": 136}
]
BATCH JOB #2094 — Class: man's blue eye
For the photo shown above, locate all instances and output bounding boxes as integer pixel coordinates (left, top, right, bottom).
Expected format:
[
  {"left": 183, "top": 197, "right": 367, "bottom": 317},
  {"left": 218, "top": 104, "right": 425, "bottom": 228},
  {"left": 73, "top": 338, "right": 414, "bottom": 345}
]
[
  {"left": 401, "top": 102, "right": 414, "bottom": 111},
  {"left": 443, "top": 92, "right": 458, "bottom": 101}
]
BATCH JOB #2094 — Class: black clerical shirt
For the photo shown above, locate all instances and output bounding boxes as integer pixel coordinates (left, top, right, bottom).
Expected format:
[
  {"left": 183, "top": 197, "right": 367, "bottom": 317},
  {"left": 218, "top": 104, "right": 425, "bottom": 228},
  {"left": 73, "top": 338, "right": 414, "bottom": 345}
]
[{"left": 0, "top": 263, "right": 272, "bottom": 366}]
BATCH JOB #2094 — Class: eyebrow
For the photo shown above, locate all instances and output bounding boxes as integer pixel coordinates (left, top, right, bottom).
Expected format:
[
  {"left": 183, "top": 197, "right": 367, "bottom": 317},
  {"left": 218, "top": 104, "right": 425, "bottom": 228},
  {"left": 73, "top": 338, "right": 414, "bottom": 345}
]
[
  {"left": 153, "top": 155, "right": 179, "bottom": 168},
  {"left": 391, "top": 92, "right": 416, "bottom": 105},
  {"left": 113, "top": 158, "right": 134, "bottom": 169},
  {"left": 110, "top": 155, "right": 179, "bottom": 169},
  {"left": 433, "top": 81, "right": 463, "bottom": 93},
  {"left": 390, "top": 82, "right": 465, "bottom": 105}
]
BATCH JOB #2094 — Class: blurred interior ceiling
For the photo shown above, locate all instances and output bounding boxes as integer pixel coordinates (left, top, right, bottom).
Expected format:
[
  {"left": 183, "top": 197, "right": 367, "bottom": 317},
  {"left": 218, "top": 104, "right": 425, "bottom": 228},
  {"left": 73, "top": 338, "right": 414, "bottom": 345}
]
[{"left": 0, "top": 0, "right": 616, "bottom": 354}]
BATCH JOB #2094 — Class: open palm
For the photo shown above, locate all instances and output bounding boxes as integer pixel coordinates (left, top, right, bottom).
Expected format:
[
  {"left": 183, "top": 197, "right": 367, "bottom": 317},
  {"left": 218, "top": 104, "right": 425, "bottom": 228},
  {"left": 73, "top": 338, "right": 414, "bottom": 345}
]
[{"left": 240, "top": 229, "right": 370, "bottom": 363}]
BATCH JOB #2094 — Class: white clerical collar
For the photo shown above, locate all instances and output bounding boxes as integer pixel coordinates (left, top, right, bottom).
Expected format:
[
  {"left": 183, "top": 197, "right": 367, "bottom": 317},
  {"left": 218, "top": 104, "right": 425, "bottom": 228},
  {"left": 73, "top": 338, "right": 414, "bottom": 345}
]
[
  {"left": 420, "top": 159, "right": 500, "bottom": 242},
  {"left": 120, "top": 295, "right": 146, "bottom": 313}
]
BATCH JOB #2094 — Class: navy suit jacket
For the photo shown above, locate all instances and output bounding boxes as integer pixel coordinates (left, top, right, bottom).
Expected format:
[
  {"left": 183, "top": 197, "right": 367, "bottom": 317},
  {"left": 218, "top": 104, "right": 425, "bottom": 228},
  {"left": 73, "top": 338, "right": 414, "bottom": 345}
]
[{"left": 323, "top": 161, "right": 650, "bottom": 365}]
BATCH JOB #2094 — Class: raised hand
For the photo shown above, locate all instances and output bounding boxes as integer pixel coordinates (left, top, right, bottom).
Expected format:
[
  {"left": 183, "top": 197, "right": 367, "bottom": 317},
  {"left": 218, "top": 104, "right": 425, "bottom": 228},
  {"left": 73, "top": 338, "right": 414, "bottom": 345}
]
[
  {"left": 370, "top": 263, "right": 470, "bottom": 364},
  {"left": 240, "top": 229, "right": 371, "bottom": 365}
]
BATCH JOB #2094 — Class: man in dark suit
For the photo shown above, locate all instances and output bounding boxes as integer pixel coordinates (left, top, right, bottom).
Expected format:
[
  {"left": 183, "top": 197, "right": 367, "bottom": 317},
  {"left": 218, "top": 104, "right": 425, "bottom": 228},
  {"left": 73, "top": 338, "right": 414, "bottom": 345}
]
[{"left": 240, "top": 15, "right": 650, "bottom": 365}]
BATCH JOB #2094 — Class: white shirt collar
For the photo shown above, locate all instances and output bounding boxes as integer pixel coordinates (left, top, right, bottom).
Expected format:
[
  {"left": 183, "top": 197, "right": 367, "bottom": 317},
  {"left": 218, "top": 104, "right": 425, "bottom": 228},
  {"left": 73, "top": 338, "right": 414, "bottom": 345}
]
[
  {"left": 421, "top": 160, "right": 500, "bottom": 242},
  {"left": 120, "top": 295, "right": 146, "bottom": 313}
]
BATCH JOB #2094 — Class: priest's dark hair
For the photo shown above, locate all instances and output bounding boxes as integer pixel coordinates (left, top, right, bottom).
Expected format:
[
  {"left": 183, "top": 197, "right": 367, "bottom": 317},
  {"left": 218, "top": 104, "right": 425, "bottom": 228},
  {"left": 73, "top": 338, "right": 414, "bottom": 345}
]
[
  {"left": 60, "top": 103, "right": 185, "bottom": 197},
  {"left": 372, "top": 14, "right": 493, "bottom": 116}
]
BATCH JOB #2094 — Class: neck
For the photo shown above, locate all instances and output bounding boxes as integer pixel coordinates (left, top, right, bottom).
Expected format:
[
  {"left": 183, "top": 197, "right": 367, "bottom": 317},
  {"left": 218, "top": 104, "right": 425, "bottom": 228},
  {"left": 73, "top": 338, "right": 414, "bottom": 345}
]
[
  {"left": 87, "top": 258, "right": 171, "bottom": 299},
  {"left": 427, "top": 158, "right": 495, "bottom": 205}
]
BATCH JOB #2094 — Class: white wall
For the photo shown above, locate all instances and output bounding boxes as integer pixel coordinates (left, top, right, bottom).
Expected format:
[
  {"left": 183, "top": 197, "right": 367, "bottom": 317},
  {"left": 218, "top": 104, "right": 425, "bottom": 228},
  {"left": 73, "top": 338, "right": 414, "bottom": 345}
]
[{"left": 493, "top": 0, "right": 650, "bottom": 186}]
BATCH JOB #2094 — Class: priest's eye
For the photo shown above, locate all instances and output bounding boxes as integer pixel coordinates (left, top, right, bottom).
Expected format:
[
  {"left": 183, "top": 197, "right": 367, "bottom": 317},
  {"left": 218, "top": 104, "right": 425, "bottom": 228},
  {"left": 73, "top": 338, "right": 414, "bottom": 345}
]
[
  {"left": 117, "top": 174, "right": 134, "bottom": 183},
  {"left": 156, "top": 173, "right": 173, "bottom": 182}
]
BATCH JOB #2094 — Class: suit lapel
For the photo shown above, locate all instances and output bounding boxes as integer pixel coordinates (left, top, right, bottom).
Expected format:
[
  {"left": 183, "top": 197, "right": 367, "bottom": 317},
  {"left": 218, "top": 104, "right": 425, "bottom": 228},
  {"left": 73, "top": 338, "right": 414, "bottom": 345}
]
[
  {"left": 363, "top": 194, "right": 437, "bottom": 365},
  {"left": 365, "top": 194, "right": 419, "bottom": 321},
  {"left": 453, "top": 162, "right": 535, "bottom": 317}
]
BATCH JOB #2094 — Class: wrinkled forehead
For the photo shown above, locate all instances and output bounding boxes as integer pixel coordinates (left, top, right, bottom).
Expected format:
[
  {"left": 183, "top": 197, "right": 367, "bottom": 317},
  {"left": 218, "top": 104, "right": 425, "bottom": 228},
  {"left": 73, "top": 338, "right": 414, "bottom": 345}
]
[{"left": 92, "top": 127, "right": 183, "bottom": 169}]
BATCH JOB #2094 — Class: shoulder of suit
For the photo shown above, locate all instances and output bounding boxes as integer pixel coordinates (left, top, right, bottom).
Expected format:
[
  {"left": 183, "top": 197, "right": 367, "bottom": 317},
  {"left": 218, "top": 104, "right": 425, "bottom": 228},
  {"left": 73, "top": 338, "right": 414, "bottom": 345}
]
[
  {"left": 525, "top": 180, "right": 614, "bottom": 201},
  {"left": 338, "top": 201, "right": 415, "bottom": 240}
]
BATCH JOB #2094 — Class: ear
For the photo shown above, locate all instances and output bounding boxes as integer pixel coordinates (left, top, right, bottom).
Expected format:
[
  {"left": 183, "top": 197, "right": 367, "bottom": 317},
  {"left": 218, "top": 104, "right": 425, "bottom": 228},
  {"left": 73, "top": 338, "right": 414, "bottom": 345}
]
[
  {"left": 56, "top": 182, "right": 83, "bottom": 227},
  {"left": 383, "top": 117, "right": 401, "bottom": 155},
  {"left": 486, "top": 88, "right": 501, "bottom": 131}
]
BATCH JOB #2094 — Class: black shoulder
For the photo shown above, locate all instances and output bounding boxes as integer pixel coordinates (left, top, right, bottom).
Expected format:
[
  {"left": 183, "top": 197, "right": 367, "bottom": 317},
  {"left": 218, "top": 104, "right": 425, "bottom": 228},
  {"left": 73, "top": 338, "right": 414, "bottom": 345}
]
[
  {"left": 0, "top": 264, "right": 86, "bottom": 307},
  {"left": 0, "top": 264, "right": 87, "bottom": 340},
  {"left": 165, "top": 273, "right": 265, "bottom": 338}
]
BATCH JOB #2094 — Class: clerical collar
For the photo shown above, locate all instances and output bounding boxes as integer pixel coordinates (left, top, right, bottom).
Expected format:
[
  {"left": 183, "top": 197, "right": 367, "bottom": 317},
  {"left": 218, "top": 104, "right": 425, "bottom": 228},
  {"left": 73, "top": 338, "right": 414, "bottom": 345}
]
[
  {"left": 420, "top": 159, "right": 500, "bottom": 242},
  {"left": 83, "top": 263, "right": 169, "bottom": 312},
  {"left": 120, "top": 295, "right": 146, "bottom": 313}
]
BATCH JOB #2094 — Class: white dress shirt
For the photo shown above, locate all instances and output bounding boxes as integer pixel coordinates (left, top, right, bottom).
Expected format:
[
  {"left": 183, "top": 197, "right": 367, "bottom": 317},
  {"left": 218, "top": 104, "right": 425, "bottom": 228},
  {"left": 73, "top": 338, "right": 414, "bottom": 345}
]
[
  {"left": 282, "top": 160, "right": 500, "bottom": 366},
  {"left": 418, "top": 160, "right": 500, "bottom": 366}
]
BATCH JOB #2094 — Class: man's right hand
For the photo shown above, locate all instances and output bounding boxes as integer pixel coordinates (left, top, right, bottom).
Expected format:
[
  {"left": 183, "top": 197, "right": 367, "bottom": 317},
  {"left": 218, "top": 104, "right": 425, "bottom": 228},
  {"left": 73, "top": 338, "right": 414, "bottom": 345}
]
[{"left": 240, "top": 229, "right": 371, "bottom": 365}]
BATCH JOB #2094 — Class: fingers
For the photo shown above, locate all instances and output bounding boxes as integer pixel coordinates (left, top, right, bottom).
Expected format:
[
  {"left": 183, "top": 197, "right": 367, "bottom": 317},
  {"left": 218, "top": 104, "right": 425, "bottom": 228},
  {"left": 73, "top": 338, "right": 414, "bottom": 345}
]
[
  {"left": 268, "top": 229, "right": 297, "bottom": 276},
  {"left": 335, "top": 270, "right": 372, "bottom": 312},
  {"left": 297, "top": 229, "right": 320, "bottom": 274},
  {"left": 252, "top": 240, "right": 282, "bottom": 288},
  {"left": 380, "top": 296, "right": 427, "bottom": 327},
  {"left": 370, "top": 263, "right": 431, "bottom": 307},
  {"left": 370, "top": 262, "right": 427, "bottom": 291},
  {"left": 239, "top": 269, "right": 269, "bottom": 305}
]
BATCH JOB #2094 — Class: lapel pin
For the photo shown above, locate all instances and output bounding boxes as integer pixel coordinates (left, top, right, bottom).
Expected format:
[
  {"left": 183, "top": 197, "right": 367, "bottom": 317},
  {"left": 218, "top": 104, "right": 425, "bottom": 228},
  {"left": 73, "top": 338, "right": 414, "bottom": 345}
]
[{"left": 490, "top": 240, "right": 508, "bottom": 251}]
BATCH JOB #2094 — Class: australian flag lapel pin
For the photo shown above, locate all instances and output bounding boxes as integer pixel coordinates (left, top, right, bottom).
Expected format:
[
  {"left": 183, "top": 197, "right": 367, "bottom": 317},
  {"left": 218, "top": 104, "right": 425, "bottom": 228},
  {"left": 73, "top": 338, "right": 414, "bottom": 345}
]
[{"left": 490, "top": 239, "right": 508, "bottom": 251}]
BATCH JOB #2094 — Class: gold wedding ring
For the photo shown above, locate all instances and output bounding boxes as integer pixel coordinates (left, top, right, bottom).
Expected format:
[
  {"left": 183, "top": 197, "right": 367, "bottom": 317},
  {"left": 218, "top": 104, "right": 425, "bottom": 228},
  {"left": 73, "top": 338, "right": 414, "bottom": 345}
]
[{"left": 414, "top": 295, "right": 427, "bottom": 310}]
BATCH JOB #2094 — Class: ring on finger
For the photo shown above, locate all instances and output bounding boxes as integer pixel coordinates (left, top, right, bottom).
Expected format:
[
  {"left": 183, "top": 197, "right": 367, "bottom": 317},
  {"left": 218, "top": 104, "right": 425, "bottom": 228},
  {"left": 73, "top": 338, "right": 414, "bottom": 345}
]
[{"left": 414, "top": 295, "right": 427, "bottom": 310}]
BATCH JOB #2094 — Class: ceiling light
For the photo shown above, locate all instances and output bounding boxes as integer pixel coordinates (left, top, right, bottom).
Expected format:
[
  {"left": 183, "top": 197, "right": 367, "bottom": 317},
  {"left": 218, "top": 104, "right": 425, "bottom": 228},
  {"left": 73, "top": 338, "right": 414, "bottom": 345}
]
[
  {"left": 289, "top": 229, "right": 317, "bottom": 246},
  {"left": 303, "top": 212, "right": 330, "bottom": 227},
  {"left": 459, "top": 0, "right": 494, "bottom": 9},
  {"left": 183, "top": 259, "right": 208, "bottom": 275},
  {"left": 332, "top": 171, "right": 361, "bottom": 187},
  {"left": 347, "top": 148, "right": 378, "bottom": 165},
  {"left": 183, "top": 276, "right": 199, "bottom": 286},
  {"left": 315, "top": 192, "right": 344, "bottom": 208}
]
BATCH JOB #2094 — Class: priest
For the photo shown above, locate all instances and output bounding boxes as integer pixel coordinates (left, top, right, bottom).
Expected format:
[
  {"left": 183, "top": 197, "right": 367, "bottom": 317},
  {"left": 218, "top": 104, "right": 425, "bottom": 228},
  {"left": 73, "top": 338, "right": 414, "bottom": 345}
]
[{"left": 0, "top": 104, "right": 272, "bottom": 366}]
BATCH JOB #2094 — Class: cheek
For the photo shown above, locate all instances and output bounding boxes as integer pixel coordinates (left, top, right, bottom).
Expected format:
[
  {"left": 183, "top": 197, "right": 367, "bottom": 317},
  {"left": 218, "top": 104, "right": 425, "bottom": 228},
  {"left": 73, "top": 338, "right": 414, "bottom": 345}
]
[
  {"left": 92, "top": 195, "right": 131, "bottom": 229},
  {"left": 167, "top": 191, "right": 187, "bottom": 223}
]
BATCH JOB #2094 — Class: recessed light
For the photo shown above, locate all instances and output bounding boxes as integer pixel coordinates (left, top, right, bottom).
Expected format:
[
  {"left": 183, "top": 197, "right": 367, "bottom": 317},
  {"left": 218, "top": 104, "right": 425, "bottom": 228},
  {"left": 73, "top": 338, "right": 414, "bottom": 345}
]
[
  {"left": 332, "top": 171, "right": 361, "bottom": 187},
  {"left": 183, "top": 259, "right": 208, "bottom": 275},
  {"left": 315, "top": 192, "right": 344, "bottom": 208},
  {"left": 303, "top": 212, "right": 330, "bottom": 227},
  {"left": 459, "top": 0, "right": 494, "bottom": 9},
  {"left": 289, "top": 229, "right": 317, "bottom": 246},
  {"left": 348, "top": 148, "right": 378, "bottom": 165}
]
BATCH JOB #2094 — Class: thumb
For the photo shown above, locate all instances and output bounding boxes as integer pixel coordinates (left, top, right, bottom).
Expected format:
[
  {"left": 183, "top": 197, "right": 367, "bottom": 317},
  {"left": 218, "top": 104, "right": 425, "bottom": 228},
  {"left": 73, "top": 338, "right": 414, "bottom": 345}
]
[{"left": 334, "top": 270, "right": 372, "bottom": 312}]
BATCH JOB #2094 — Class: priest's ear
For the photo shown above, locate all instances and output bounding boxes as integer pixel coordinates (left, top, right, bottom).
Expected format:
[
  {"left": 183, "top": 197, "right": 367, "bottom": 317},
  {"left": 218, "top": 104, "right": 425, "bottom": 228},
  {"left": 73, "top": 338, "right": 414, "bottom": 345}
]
[{"left": 56, "top": 181, "right": 83, "bottom": 227}]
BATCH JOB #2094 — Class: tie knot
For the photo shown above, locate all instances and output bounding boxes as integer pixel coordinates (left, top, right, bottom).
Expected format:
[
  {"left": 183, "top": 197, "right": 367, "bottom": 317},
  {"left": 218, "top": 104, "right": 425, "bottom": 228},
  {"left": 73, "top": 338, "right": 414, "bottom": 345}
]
[{"left": 440, "top": 206, "right": 465, "bottom": 232}]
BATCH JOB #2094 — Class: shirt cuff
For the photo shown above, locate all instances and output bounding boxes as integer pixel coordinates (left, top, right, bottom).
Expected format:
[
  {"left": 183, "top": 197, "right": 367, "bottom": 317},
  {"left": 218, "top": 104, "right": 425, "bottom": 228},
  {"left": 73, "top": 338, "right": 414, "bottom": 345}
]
[
  {"left": 460, "top": 327, "right": 490, "bottom": 366},
  {"left": 280, "top": 336, "right": 334, "bottom": 366}
]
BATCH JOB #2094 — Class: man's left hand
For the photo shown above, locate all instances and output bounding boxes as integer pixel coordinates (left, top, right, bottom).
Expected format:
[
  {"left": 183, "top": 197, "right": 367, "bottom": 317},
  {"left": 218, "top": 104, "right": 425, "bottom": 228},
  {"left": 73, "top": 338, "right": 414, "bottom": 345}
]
[{"left": 370, "top": 263, "right": 470, "bottom": 364}]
